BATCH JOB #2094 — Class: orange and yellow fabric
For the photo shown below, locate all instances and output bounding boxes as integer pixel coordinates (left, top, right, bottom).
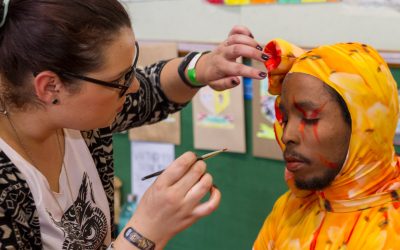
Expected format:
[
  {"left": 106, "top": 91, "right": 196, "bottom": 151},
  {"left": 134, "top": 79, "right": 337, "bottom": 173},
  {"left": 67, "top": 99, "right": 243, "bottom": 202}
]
[{"left": 253, "top": 39, "right": 400, "bottom": 249}]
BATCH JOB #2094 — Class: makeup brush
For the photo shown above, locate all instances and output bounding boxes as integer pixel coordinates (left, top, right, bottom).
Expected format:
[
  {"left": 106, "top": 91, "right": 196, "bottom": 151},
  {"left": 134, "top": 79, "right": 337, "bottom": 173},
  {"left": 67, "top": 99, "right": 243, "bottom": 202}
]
[{"left": 141, "top": 148, "right": 227, "bottom": 181}]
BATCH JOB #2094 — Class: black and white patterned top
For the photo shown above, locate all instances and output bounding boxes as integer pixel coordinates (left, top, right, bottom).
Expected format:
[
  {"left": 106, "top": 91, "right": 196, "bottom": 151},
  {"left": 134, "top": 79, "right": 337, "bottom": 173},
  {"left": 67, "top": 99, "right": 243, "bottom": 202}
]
[{"left": 0, "top": 61, "right": 186, "bottom": 249}]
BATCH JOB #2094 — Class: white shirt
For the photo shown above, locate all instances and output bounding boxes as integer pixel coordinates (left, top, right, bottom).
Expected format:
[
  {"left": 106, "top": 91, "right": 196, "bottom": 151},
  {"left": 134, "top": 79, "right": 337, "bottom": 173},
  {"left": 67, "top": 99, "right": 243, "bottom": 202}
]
[{"left": 0, "top": 129, "right": 111, "bottom": 249}]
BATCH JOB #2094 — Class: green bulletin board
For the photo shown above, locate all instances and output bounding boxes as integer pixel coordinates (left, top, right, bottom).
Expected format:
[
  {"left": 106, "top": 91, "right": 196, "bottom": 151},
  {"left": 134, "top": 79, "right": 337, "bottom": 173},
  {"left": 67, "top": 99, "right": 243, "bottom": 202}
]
[{"left": 114, "top": 67, "right": 400, "bottom": 250}]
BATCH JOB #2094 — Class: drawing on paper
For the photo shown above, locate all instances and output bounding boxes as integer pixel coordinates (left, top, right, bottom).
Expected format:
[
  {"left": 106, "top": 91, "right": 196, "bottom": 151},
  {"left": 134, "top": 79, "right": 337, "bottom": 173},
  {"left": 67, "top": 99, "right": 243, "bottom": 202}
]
[
  {"left": 197, "top": 87, "right": 234, "bottom": 129},
  {"left": 257, "top": 78, "right": 277, "bottom": 140}
]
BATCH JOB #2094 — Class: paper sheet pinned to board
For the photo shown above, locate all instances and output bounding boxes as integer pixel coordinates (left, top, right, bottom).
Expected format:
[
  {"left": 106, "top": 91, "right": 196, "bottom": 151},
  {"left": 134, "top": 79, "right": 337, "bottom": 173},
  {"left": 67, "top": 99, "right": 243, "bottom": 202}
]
[
  {"left": 129, "top": 42, "right": 181, "bottom": 144},
  {"left": 131, "top": 141, "right": 175, "bottom": 201},
  {"left": 192, "top": 83, "right": 246, "bottom": 153},
  {"left": 251, "top": 60, "right": 283, "bottom": 160}
]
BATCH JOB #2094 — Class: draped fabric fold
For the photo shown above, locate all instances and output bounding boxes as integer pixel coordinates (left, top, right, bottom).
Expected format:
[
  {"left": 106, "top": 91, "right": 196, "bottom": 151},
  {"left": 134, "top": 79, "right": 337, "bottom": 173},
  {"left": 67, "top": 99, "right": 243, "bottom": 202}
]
[{"left": 254, "top": 39, "right": 400, "bottom": 250}]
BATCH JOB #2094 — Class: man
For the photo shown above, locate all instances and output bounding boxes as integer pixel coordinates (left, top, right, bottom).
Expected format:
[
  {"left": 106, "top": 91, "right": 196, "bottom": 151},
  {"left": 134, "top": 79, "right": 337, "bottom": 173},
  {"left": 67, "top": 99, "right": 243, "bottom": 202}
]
[{"left": 253, "top": 39, "right": 400, "bottom": 249}]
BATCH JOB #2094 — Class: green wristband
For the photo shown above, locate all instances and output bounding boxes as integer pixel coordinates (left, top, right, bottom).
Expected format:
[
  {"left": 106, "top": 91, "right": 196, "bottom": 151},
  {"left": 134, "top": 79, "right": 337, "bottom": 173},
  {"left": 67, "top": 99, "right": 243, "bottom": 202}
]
[
  {"left": 186, "top": 51, "right": 209, "bottom": 88},
  {"left": 187, "top": 67, "right": 204, "bottom": 87}
]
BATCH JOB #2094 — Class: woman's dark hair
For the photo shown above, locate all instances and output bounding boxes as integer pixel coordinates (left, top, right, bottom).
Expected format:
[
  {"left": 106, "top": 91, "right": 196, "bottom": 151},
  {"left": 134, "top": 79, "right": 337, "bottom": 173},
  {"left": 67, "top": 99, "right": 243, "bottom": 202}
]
[
  {"left": 0, "top": 0, "right": 131, "bottom": 107},
  {"left": 323, "top": 84, "right": 352, "bottom": 126}
]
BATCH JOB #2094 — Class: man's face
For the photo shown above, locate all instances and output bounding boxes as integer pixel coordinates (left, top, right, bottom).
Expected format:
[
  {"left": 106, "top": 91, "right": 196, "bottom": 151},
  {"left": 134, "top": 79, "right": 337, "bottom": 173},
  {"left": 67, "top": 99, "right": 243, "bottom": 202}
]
[{"left": 279, "top": 72, "right": 351, "bottom": 190}]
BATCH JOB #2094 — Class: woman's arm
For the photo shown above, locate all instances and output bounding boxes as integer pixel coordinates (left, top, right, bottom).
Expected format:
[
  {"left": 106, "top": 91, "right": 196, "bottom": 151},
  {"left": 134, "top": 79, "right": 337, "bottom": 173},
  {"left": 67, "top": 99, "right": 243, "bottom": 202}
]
[
  {"left": 110, "top": 60, "right": 186, "bottom": 133},
  {"left": 159, "top": 25, "right": 268, "bottom": 104},
  {"left": 110, "top": 25, "right": 268, "bottom": 132}
]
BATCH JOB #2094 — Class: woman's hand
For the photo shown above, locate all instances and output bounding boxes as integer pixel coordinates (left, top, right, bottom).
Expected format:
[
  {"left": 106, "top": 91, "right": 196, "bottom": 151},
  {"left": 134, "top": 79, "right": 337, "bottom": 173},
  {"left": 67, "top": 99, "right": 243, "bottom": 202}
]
[
  {"left": 114, "top": 152, "right": 220, "bottom": 250},
  {"left": 195, "top": 25, "right": 269, "bottom": 91}
]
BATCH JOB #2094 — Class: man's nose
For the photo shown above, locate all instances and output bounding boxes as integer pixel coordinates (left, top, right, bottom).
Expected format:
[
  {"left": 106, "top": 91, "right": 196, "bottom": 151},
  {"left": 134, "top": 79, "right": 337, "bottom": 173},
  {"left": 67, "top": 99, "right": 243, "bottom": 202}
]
[{"left": 281, "top": 120, "right": 301, "bottom": 145}]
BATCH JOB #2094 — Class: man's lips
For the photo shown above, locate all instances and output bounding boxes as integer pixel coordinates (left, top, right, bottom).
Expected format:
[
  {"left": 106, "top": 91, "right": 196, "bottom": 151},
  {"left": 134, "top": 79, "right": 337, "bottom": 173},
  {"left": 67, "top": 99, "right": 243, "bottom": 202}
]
[
  {"left": 284, "top": 153, "right": 308, "bottom": 172},
  {"left": 285, "top": 159, "right": 305, "bottom": 172}
]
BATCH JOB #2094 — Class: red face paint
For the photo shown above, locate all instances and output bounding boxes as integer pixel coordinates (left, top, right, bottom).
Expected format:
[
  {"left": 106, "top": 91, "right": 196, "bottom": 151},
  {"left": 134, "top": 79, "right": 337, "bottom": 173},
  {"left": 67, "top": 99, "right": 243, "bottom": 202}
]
[
  {"left": 310, "top": 104, "right": 326, "bottom": 119},
  {"left": 299, "top": 121, "right": 305, "bottom": 139},
  {"left": 318, "top": 154, "right": 339, "bottom": 169},
  {"left": 293, "top": 99, "right": 307, "bottom": 117},
  {"left": 293, "top": 98, "right": 327, "bottom": 143},
  {"left": 309, "top": 104, "right": 327, "bottom": 143},
  {"left": 293, "top": 98, "right": 307, "bottom": 140}
]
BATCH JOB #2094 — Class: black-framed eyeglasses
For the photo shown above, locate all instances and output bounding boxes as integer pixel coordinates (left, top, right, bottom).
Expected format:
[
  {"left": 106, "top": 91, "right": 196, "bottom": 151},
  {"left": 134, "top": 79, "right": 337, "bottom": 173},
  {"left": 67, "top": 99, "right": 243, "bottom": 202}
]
[{"left": 58, "top": 41, "right": 139, "bottom": 98}]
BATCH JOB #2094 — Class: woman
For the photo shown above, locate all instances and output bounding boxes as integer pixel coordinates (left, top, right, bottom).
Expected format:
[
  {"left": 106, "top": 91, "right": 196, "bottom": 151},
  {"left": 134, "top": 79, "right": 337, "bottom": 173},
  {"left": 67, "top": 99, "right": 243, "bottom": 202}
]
[{"left": 0, "top": 0, "right": 268, "bottom": 249}]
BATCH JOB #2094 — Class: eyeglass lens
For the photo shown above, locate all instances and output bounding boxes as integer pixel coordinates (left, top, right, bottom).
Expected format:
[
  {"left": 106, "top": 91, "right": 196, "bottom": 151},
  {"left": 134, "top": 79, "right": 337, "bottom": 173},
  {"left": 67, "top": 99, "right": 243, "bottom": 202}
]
[{"left": 119, "top": 42, "right": 139, "bottom": 97}]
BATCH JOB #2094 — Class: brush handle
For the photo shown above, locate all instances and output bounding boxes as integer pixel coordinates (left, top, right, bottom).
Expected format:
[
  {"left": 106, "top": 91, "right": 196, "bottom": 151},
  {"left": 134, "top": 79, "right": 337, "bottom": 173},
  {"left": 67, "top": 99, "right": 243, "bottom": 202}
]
[
  {"left": 141, "top": 169, "right": 165, "bottom": 181},
  {"left": 141, "top": 149, "right": 226, "bottom": 181}
]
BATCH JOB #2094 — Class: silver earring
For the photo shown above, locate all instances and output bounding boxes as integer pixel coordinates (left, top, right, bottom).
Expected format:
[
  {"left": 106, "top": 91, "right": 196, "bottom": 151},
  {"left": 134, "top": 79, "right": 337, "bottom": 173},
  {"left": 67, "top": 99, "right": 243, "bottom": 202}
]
[{"left": 52, "top": 98, "right": 59, "bottom": 105}]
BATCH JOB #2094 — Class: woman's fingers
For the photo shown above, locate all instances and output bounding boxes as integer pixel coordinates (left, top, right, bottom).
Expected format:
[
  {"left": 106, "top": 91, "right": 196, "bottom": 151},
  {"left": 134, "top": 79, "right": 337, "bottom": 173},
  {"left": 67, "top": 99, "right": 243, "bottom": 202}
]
[
  {"left": 208, "top": 60, "right": 266, "bottom": 86},
  {"left": 191, "top": 185, "right": 221, "bottom": 218},
  {"left": 173, "top": 160, "right": 207, "bottom": 197},
  {"left": 183, "top": 173, "right": 221, "bottom": 218},
  {"left": 224, "top": 33, "right": 260, "bottom": 51},
  {"left": 195, "top": 26, "right": 268, "bottom": 87},
  {"left": 228, "top": 25, "right": 254, "bottom": 37},
  {"left": 183, "top": 172, "right": 213, "bottom": 204},
  {"left": 157, "top": 151, "right": 197, "bottom": 187},
  {"left": 208, "top": 76, "right": 241, "bottom": 91},
  {"left": 222, "top": 42, "right": 268, "bottom": 63}
]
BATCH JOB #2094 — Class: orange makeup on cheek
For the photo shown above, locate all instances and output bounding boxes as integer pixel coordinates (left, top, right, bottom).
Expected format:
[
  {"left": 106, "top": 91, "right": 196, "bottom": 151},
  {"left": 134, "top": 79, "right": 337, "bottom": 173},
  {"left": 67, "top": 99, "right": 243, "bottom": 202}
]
[
  {"left": 293, "top": 99, "right": 307, "bottom": 139},
  {"left": 299, "top": 121, "right": 305, "bottom": 139},
  {"left": 318, "top": 154, "right": 340, "bottom": 169},
  {"left": 313, "top": 124, "right": 320, "bottom": 143},
  {"left": 310, "top": 104, "right": 326, "bottom": 143}
]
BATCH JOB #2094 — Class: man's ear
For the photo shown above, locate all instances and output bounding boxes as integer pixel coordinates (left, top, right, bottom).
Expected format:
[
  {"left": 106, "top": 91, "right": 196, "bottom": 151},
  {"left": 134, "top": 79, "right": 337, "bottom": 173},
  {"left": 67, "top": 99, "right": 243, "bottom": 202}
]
[{"left": 33, "top": 71, "right": 62, "bottom": 104}]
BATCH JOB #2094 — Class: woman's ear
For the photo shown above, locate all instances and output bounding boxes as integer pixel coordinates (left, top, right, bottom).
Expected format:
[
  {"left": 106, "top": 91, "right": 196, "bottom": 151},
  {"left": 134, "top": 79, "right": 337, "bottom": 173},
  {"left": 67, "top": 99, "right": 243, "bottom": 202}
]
[{"left": 33, "top": 71, "right": 62, "bottom": 105}]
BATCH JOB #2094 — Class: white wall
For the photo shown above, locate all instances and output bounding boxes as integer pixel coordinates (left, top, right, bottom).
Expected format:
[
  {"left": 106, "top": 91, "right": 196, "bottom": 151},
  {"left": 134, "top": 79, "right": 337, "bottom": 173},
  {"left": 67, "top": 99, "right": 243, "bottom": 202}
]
[{"left": 124, "top": 0, "right": 399, "bottom": 52}]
